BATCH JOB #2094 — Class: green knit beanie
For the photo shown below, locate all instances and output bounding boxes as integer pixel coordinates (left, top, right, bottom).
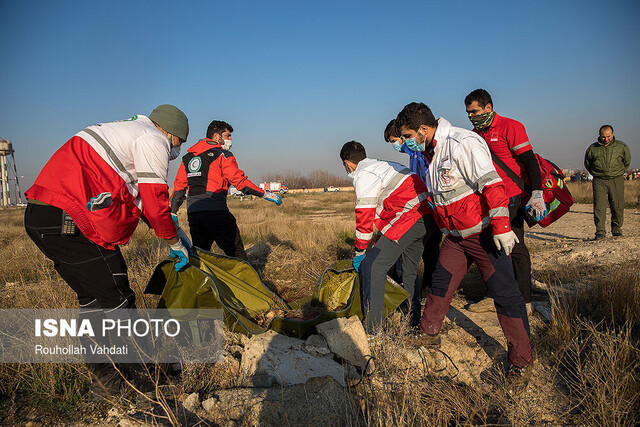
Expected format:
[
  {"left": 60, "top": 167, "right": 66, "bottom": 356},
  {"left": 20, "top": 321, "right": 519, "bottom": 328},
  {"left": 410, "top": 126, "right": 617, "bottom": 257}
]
[{"left": 149, "top": 104, "right": 189, "bottom": 140}]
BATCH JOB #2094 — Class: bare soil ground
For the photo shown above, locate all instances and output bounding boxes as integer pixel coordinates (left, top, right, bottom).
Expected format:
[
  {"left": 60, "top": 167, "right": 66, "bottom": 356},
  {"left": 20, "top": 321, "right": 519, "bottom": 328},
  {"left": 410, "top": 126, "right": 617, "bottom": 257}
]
[{"left": 433, "top": 203, "right": 639, "bottom": 408}]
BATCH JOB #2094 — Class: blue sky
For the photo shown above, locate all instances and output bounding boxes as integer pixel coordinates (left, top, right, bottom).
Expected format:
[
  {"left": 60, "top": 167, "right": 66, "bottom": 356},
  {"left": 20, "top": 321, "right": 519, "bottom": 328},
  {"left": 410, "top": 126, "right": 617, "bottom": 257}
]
[{"left": 1, "top": 0, "right": 638, "bottom": 190}]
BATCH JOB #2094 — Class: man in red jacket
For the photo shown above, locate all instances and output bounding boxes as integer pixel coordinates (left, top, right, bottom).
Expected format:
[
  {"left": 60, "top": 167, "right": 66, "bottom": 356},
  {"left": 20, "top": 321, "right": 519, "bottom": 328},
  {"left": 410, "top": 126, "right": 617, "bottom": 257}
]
[
  {"left": 171, "top": 120, "right": 282, "bottom": 260},
  {"left": 464, "top": 89, "right": 546, "bottom": 315},
  {"left": 396, "top": 102, "right": 532, "bottom": 382},
  {"left": 24, "top": 104, "right": 192, "bottom": 397}
]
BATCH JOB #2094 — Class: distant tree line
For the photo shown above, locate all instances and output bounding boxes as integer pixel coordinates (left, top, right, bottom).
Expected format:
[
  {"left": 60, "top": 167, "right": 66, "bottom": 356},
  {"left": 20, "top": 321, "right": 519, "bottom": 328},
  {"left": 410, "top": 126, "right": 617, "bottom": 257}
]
[{"left": 262, "top": 169, "right": 352, "bottom": 189}]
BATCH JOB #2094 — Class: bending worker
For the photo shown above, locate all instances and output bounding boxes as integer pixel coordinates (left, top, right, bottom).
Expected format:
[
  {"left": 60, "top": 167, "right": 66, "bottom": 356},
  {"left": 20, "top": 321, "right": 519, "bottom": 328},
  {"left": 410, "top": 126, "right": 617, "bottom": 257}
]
[
  {"left": 171, "top": 120, "right": 282, "bottom": 260},
  {"left": 341, "top": 140, "right": 433, "bottom": 332},
  {"left": 384, "top": 119, "right": 442, "bottom": 328},
  {"left": 24, "top": 104, "right": 192, "bottom": 395}
]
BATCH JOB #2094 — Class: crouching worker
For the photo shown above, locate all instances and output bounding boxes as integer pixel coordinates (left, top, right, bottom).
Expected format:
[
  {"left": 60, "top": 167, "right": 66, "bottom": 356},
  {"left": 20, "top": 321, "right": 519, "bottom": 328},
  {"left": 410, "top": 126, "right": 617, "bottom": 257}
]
[
  {"left": 340, "top": 141, "right": 434, "bottom": 333},
  {"left": 395, "top": 102, "right": 533, "bottom": 381}
]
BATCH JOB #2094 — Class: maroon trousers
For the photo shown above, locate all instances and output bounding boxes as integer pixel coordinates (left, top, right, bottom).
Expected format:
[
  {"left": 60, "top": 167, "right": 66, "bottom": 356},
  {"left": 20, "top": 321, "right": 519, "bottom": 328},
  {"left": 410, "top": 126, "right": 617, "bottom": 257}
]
[{"left": 420, "top": 229, "right": 532, "bottom": 368}]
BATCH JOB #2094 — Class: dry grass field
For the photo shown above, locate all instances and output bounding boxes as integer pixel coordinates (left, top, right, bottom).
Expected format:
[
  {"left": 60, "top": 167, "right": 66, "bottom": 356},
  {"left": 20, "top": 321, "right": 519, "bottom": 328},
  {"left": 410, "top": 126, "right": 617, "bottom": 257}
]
[{"left": 0, "top": 185, "right": 639, "bottom": 426}]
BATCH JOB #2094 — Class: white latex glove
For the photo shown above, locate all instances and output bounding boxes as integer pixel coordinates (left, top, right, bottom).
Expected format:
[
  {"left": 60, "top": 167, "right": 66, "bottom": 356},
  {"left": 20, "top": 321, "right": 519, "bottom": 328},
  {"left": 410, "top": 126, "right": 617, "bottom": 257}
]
[
  {"left": 493, "top": 230, "right": 519, "bottom": 256},
  {"left": 525, "top": 190, "right": 547, "bottom": 222},
  {"left": 171, "top": 213, "right": 192, "bottom": 252}
]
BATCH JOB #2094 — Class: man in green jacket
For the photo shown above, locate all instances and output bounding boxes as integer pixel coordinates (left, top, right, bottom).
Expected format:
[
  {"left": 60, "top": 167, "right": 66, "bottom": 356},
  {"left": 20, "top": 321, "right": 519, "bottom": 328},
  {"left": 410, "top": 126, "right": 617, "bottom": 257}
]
[{"left": 584, "top": 125, "right": 631, "bottom": 239}]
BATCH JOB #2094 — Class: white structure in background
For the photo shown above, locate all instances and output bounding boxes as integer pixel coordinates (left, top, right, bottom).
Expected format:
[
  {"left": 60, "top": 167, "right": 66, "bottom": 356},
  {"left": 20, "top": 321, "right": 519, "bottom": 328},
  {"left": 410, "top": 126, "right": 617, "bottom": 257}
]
[{"left": 0, "top": 139, "right": 24, "bottom": 207}]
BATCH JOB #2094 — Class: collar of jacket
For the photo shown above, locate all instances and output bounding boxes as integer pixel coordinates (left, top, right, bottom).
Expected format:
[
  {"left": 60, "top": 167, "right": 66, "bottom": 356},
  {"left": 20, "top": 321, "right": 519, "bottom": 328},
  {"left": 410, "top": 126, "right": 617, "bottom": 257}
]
[
  {"left": 432, "top": 117, "right": 454, "bottom": 152},
  {"left": 188, "top": 138, "right": 223, "bottom": 155},
  {"left": 596, "top": 138, "right": 615, "bottom": 147}
]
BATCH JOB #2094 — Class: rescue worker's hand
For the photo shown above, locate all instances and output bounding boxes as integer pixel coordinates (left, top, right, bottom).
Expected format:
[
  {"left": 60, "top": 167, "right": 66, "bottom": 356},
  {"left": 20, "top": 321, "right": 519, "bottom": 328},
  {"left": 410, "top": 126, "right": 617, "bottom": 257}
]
[
  {"left": 171, "top": 213, "right": 193, "bottom": 254},
  {"left": 525, "top": 190, "right": 547, "bottom": 222},
  {"left": 263, "top": 191, "right": 282, "bottom": 206},
  {"left": 169, "top": 241, "right": 190, "bottom": 271},
  {"left": 86, "top": 192, "right": 113, "bottom": 211},
  {"left": 353, "top": 251, "right": 366, "bottom": 272},
  {"left": 493, "top": 230, "right": 519, "bottom": 256}
]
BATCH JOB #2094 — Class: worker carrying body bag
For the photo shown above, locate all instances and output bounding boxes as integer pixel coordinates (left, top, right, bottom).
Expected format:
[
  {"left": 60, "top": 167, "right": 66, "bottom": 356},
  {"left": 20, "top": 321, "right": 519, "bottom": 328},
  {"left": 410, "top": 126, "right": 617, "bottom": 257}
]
[{"left": 491, "top": 153, "right": 574, "bottom": 227}]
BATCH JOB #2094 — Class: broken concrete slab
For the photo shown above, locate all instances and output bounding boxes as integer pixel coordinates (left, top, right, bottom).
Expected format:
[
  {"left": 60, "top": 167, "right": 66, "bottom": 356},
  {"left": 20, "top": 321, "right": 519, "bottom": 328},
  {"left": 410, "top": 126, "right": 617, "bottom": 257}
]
[
  {"left": 240, "top": 330, "right": 345, "bottom": 387},
  {"left": 316, "top": 316, "right": 373, "bottom": 372},
  {"left": 304, "top": 334, "right": 331, "bottom": 357}
]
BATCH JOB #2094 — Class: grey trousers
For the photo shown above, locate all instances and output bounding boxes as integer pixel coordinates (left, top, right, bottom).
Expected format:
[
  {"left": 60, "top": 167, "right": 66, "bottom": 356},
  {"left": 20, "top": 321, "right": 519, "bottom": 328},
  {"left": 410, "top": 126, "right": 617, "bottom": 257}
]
[
  {"left": 360, "top": 217, "right": 428, "bottom": 332},
  {"left": 593, "top": 176, "right": 625, "bottom": 236}
]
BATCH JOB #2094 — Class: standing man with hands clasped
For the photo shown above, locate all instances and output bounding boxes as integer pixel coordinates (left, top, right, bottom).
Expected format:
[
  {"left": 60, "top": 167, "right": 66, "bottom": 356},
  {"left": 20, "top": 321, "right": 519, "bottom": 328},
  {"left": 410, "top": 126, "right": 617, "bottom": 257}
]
[
  {"left": 171, "top": 120, "right": 282, "bottom": 260},
  {"left": 395, "top": 102, "right": 533, "bottom": 382},
  {"left": 584, "top": 125, "right": 631, "bottom": 239},
  {"left": 464, "top": 89, "right": 546, "bottom": 315}
]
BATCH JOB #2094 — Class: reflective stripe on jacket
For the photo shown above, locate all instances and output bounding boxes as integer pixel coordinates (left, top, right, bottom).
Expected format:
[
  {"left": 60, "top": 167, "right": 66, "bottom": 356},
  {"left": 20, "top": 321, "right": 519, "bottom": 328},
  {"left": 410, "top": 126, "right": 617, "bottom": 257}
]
[
  {"left": 427, "top": 118, "right": 511, "bottom": 238},
  {"left": 25, "top": 115, "right": 176, "bottom": 249},
  {"left": 352, "top": 158, "right": 432, "bottom": 251}
]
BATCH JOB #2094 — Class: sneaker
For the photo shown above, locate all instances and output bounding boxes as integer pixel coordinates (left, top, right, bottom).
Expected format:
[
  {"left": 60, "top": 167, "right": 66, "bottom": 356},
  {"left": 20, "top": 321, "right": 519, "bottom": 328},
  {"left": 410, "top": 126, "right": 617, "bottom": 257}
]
[
  {"left": 594, "top": 234, "right": 606, "bottom": 240},
  {"left": 612, "top": 231, "right": 623, "bottom": 237},
  {"left": 466, "top": 297, "right": 496, "bottom": 313}
]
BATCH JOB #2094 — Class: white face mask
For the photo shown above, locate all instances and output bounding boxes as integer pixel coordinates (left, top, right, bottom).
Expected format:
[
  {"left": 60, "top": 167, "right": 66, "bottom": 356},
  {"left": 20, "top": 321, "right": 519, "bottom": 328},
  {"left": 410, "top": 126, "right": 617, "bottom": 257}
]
[
  {"left": 169, "top": 144, "right": 181, "bottom": 160},
  {"left": 222, "top": 139, "right": 232, "bottom": 150}
]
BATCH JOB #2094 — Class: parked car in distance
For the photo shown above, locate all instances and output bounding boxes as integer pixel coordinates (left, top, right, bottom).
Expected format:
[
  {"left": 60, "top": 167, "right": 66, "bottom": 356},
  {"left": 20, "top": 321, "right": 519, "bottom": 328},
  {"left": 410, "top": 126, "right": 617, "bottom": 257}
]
[{"left": 324, "top": 186, "right": 340, "bottom": 192}]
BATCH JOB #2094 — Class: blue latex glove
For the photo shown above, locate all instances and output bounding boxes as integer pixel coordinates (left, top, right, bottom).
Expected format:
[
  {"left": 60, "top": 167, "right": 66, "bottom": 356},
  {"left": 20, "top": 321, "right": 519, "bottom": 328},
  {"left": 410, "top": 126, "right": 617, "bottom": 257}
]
[
  {"left": 263, "top": 191, "right": 282, "bottom": 206},
  {"left": 525, "top": 190, "right": 547, "bottom": 222},
  {"left": 86, "top": 192, "right": 112, "bottom": 211},
  {"left": 169, "top": 241, "right": 190, "bottom": 271},
  {"left": 353, "top": 251, "right": 366, "bottom": 272},
  {"left": 171, "top": 214, "right": 193, "bottom": 253}
]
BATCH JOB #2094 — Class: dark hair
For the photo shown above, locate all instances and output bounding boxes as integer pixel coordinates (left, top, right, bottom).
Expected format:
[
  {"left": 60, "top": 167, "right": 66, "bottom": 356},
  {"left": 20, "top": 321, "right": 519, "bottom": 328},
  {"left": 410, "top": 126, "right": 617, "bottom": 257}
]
[
  {"left": 464, "top": 89, "right": 493, "bottom": 108},
  {"left": 206, "top": 120, "right": 234, "bottom": 139},
  {"left": 384, "top": 119, "right": 400, "bottom": 142},
  {"left": 395, "top": 102, "right": 438, "bottom": 131},
  {"left": 599, "top": 124, "right": 614, "bottom": 133},
  {"left": 340, "top": 141, "right": 367, "bottom": 164}
]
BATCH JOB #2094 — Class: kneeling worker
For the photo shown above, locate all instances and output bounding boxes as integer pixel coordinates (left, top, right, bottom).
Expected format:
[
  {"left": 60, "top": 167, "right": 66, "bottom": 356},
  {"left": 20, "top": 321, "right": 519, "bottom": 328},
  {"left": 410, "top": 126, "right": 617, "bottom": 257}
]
[
  {"left": 395, "top": 102, "right": 532, "bottom": 381},
  {"left": 171, "top": 120, "right": 282, "bottom": 260},
  {"left": 341, "top": 141, "right": 434, "bottom": 332}
]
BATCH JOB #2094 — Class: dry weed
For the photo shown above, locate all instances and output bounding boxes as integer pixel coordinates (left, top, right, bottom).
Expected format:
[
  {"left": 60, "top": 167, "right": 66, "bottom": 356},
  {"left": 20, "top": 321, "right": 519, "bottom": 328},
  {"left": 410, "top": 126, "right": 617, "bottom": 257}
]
[{"left": 566, "top": 180, "right": 640, "bottom": 207}]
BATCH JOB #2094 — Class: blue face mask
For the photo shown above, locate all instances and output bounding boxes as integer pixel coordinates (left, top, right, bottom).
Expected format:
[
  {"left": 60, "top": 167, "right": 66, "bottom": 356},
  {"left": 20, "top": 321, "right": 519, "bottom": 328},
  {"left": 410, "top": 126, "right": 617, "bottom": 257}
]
[
  {"left": 391, "top": 141, "right": 404, "bottom": 152},
  {"left": 404, "top": 137, "right": 425, "bottom": 152}
]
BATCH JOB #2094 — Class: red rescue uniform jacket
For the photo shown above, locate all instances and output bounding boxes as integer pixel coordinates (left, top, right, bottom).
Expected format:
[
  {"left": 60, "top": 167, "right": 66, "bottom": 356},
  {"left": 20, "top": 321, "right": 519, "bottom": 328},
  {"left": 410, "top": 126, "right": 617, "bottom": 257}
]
[{"left": 171, "top": 138, "right": 264, "bottom": 213}]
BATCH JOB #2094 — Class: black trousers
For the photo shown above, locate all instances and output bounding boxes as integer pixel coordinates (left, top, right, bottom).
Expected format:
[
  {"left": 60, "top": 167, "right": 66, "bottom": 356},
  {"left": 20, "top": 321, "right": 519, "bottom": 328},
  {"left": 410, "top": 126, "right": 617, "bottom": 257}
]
[
  {"left": 187, "top": 209, "right": 248, "bottom": 260},
  {"left": 508, "top": 195, "right": 532, "bottom": 303},
  {"left": 25, "top": 203, "right": 139, "bottom": 367},
  {"left": 24, "top": 203, "right": 135, "bottom": 310}
]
